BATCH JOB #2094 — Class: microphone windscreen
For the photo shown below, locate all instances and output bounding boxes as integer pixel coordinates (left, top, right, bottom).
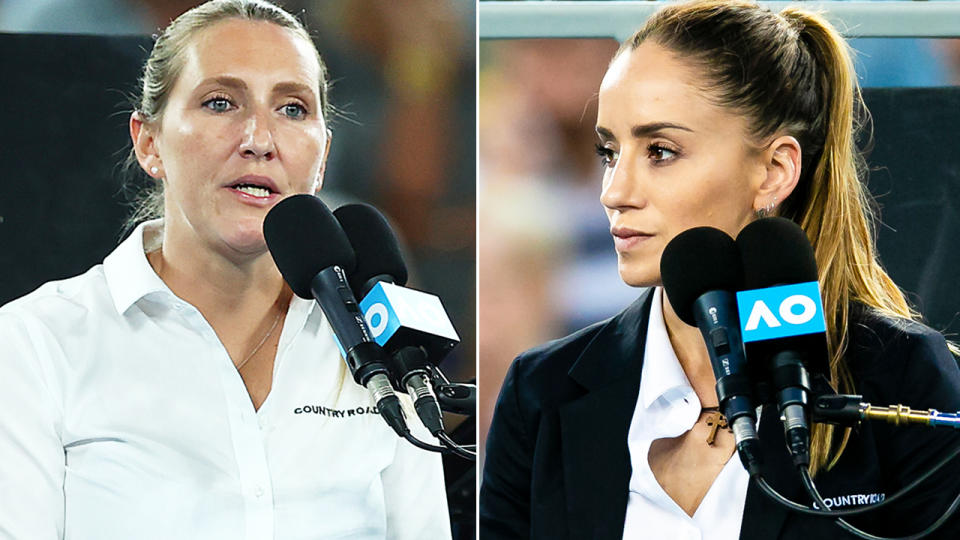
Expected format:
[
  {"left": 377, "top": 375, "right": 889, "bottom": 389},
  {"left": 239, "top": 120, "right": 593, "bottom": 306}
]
[
  {"left": 736, "top": 217, "right": 818, "bottom": 288},
  {"left": 263, "top": 194, "right": 356, "bottom": 299},
  {"left": 333, "top": 203, "right": 409, "bottom": 295},
  {"left": 660, "top": 227, "right": 743, "bottom": 326}
]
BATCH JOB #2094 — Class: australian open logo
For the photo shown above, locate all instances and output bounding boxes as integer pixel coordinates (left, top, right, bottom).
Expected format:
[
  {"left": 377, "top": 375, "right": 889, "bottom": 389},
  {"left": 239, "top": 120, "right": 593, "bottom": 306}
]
[
  {"left": 294, "top": 405, "right": 379, "bottom": 417},
  {"left": 736, "top": 281, "right": 827, "bottom": 343}
]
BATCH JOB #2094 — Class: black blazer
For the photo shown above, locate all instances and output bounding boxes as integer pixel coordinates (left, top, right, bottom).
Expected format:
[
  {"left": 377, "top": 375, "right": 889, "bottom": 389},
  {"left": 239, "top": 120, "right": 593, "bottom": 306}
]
[{"left": 480, "top": 289, "right": 960, "bottom": 539}]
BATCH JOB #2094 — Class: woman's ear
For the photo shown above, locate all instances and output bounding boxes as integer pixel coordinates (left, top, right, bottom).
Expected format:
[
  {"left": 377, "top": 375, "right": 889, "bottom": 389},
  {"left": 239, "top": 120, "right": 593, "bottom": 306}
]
[
  {"left": 754, "top": 135, "right": 802, "bottom": 214},
  {"left": 130, "top": 111, "right": 163, "bottom": 179},
  {"left": 314, "top": 130, "right": 332, "bottom": 193}
]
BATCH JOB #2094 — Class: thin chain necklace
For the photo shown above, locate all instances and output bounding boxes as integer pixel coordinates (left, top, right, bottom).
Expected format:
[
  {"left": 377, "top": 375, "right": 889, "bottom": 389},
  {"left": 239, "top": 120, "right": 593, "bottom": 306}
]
[
  {"left": 149, "top": 247, "right": 287, "bottom": 371},
  {"left": 236, "top": 309, "right": 283, "bottom": 371}
]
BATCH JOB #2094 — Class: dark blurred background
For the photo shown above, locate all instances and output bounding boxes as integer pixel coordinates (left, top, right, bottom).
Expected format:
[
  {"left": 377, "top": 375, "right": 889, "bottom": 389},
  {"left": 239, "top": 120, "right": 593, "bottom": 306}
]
[{"left": 0, "top": 1, "right": 475, "bottom": 537}]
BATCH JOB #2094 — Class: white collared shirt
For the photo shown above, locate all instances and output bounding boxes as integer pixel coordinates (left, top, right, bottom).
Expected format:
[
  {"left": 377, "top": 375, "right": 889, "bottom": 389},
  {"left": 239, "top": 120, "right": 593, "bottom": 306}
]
[
  {"left": 0, "top": 221, "right": 451, "bottom": 540},
  {"left": 622, "top": 287, "right": 749, "bottom": 540}
]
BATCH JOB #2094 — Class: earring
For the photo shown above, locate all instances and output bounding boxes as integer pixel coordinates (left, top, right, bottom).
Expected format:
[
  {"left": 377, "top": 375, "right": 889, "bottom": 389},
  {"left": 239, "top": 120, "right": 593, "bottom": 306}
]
[
  {"left": 755, "top": 197, "right": 777, "bottom": 219},
  {"left": 150, "top": 166, "right": 159, "bottom": 175}
]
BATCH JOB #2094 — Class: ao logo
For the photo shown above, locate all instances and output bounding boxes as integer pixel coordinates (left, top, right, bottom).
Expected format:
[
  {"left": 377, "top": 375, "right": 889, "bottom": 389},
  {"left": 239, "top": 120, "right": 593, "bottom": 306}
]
[
  {"left": 744, "top": 294, "right": 817, "bottom": 330},
  {"left": 736, "top": 281, "right": 826, "bottom": 342},
  {"left": 360, "top": 282, "right": 454, "bottom": 343},
  {"left": 365, "top": 303, "right": 390, "bottom": 338}
]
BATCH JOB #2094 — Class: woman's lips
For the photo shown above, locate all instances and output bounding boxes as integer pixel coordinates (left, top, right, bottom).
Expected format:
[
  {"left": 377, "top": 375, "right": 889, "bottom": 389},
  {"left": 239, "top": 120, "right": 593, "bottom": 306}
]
[
  {"left": 224, "top": 175, "right": 281, "bottom": 207},
  {"left": 611, "top": 227, "right": 653, "bottom": 251},
  {"left": 225, "top": 185, "right": 280, "bottom": 207}
]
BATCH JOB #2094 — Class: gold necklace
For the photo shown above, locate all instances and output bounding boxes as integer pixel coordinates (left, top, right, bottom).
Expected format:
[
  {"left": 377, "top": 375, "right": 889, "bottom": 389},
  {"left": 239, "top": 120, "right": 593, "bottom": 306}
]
[{"left": 235, "top": 310, "right": 283, "bottom": 371}]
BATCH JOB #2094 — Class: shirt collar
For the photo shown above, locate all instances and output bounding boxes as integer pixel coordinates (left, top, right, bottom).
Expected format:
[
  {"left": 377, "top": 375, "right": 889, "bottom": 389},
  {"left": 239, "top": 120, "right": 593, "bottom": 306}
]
[
  {"left": 639, "top": 287, "right": 695, "bottom": 409},
  {"left": 102, "top": 220, "right": 319, "bottom": 319},
  {"left": 103, "top": 220, "right": 172, "bottom": 315}
]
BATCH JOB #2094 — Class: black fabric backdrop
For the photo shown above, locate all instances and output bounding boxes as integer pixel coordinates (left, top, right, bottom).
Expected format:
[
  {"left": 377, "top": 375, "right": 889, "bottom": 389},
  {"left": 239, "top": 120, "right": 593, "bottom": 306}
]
[
  {"left": 0, "top": 33, "right": 152, "bottom": 298},
  {"left": 862, "top": 87, "right": 960, "bottom": 340}
]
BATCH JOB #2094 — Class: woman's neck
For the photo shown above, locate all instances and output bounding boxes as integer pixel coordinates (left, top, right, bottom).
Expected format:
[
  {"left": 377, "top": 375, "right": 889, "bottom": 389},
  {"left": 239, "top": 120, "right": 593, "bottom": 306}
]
[
  {"left": 147, "top": 226, "right": 289, "bottom": 323},
  {"left": 659, "top": 288, "right": 720, "bottom": 408}
]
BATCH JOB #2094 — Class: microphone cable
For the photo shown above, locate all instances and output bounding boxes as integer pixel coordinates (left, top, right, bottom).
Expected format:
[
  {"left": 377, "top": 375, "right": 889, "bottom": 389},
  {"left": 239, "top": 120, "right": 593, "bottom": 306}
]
[
  {"left": 394, "top": 363, "right": 476, "bottom": 459},
  {"left": 428, "top": 364, "right": 477, "bottom": 461},
  {"left": 798, "top": 466, "right": 960, "bottom": 540},
  {"left": 400, "top": 428, "right": 476, "bottom": 459},
  {"left": 401, "top": 431, "right": 448, "bottom": 454},
  {"left": 753, "top": 443, "right": 960, "bottom": 517},
  {"left": 750, "top": 441, "right": 960, "bottom": 539},
  {"left": 397, "top": 418, "right": 475, "bottom": 458},
  {"left": 394, "top": 365, "right": 477, "bottom": 461},
  {"left": 437, "top": 431, "right": 477, "bottom": 461},
  {"left": 390, "top": 363, "right": 476, "bottom": 459}
]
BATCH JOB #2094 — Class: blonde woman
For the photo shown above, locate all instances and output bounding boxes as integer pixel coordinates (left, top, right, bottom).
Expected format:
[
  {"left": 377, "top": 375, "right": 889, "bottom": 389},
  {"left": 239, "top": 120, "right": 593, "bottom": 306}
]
[
  {"left": 0, "top": 1, "right": 450, "bottom": 538},
  {"left": 480, "top": 2, "right": 960, "bottom": 539}
]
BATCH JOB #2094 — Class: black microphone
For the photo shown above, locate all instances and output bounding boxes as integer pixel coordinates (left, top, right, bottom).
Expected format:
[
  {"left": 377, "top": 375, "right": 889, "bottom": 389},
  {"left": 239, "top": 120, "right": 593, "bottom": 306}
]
[
  {"left": 332, "top": 203, "right": 408, "bottom": 298},
  {"left": 332, "top": 204, "right": 459, "bottom": 362},
  {"left": 661, "top": 227, "right": 762, "bottom": 475},
  {"left": 736, "top": 217, "right": 828, "bottom": 467},
  {"left": 333, "top": 203, "right": 445, "bottom": 435},
  {"left": 263, "top": 194, "right": 407, "bottom": 437}
]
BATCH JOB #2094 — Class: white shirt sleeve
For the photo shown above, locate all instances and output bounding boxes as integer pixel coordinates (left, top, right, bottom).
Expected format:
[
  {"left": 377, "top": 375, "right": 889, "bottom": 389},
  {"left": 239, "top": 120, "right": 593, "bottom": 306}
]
[
  {"left": 380, "top": 408, "right": 452, "bottom": 540},
  {"left": 0, "top": 312, "right": 66, "bottom": 540}
]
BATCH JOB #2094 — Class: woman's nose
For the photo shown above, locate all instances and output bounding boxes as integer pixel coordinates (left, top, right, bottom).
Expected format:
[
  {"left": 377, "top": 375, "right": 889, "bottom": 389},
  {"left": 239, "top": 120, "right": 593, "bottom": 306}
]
[
  {"left": 238, "top": 109, "right": 276, "bottom": 160},
  {"left": 600, "top": 152, "right": 645, "bottom": 211}
]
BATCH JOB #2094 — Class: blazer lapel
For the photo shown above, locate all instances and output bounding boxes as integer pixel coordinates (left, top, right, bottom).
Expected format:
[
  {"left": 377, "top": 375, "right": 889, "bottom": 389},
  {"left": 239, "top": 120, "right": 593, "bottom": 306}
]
[
  {"left": 552, "top": 287, "right": 810, "bottom": 540},
  {"left": 559, "top": 290, "right": 654, "bottom": 540}
]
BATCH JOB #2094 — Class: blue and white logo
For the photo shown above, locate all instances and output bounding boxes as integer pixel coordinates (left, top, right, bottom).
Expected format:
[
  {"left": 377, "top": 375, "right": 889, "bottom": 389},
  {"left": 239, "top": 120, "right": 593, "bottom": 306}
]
[
  {"left": 359, "top": 282, "right": 459, "bottom": 346},
  {"left": 736, "top": 281, "right": 826, "bottom": 343}
]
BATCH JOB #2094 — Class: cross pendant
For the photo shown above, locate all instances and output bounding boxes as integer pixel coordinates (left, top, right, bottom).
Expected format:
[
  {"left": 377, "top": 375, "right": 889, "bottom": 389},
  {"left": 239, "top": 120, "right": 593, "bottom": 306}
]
[{"left": 704, "top": 411, "right": 729, "bottom": 445}]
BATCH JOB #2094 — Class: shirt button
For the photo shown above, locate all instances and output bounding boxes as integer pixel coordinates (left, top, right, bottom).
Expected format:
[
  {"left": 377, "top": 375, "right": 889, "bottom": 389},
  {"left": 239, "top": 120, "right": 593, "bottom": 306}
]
[{"left": 254, "top": 486, "right": 264, "bottom": 498}]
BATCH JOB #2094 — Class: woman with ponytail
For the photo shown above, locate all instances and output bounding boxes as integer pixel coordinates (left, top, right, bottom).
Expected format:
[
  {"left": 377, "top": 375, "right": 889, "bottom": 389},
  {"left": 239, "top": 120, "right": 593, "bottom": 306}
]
[{"left": 480, "top": 1, "right": 960, "bottom": 538}]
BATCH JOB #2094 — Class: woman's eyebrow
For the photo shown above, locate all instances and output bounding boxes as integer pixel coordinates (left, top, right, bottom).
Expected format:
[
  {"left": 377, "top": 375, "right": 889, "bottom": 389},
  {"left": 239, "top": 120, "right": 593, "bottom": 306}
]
[
  {"left": 596, "top": 122, "right": 694, "bottom": 142},
  {"left": 632, "top": 122, "right": 693, "bottom": 137},
  {"left": 272, "top": 81, "right": 315, "bottom": 97},
  {"left": 194, "top": 77, "right": 314, "bottom": 99},
  {"left": 196, "top": 75, "right": 247, "bottom": 91},
  {"left": 596, "top": 126, "right": 614, "bottom": 142}
]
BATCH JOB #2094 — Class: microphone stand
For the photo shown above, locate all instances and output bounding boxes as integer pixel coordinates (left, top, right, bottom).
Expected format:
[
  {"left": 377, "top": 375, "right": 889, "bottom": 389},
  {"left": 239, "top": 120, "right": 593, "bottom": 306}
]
[
  {"left": 750, "top": 385, "right": 960, "bottom": 539},
  {"left": 813, "top": 394, "right": 960, "bottom": 429},
  {"left": 426, "top": 365, "right": 476, "bottom": 460}
]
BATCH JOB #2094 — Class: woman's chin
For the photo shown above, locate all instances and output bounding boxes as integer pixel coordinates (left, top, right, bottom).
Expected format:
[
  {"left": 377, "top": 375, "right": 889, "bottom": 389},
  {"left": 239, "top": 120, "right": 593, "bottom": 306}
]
[
  {"left": 617, "top": 260, "right": 659, "bottom": 289},
  {"left": 220, "top": 222, "right": 269, "bottom": 256}
]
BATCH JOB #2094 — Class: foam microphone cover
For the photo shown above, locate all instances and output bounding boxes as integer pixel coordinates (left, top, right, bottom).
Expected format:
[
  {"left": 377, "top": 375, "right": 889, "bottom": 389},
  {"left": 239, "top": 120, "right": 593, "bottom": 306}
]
[
  {"left": 333, "top": 203, "right": 409, "bottom": 296},
  {"left": 736, "top": 217, "right": 818, "bottom": 288},
  {"left": 263, "top": 194, "right": 357, "bottom": 299},
  {"left": 737, "top": 217, "right": 829, "bottom": 378},
  {"left": 660, "top": 227, "right": 743, "bottom": 326}
]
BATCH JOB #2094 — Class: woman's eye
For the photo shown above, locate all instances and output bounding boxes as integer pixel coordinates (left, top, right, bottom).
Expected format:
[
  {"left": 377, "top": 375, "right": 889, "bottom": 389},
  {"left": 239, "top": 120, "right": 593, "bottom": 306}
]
[
  {"left": 281, "top": 103, "right": 308, "bottom": 119},
  {"left": 595, "top": 143, "right": 618, "bottom": 168},
  {"left": 202, "top": 96, "right": 233, "bottom": 113},
  {"left": 648, "top": 144, "right": 677, "bottom": 163}
]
